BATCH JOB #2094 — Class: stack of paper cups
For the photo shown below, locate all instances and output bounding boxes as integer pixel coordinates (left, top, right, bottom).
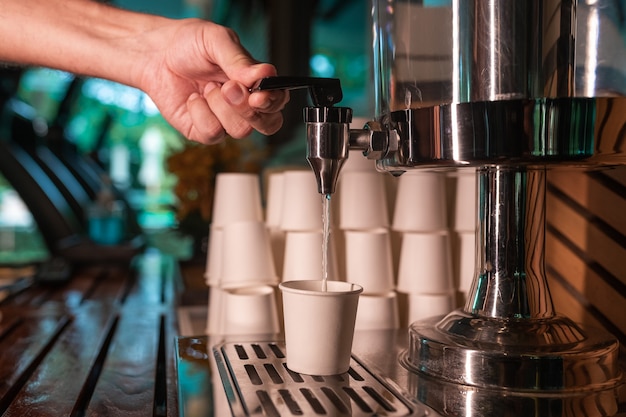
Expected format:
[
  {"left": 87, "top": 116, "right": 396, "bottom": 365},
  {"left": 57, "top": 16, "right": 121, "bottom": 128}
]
[
  {"left": 449, "top": 168, "right": 477, "bottom": 304},
  {"left": 397, "top": 231, "right": 455, "bottom": 323},
  {"left": 279, "top": 170, "right": 339, "bottom": 282},
  {"left": 213, "top": 221, "right": 280, "bottom": 335},
  {"left": 393, "top": 171, "right": 455, "bottom": 324},
  {"left": 338, "top": 170, "right": 398, "bottom": 330},
  {"left": 264, "top": 171, "right": 286, "bottom": 277},
  {"left": 205, "top": 173, "right": 264, "bottom": 287},
  {"left": 204, "top": 173, "right": 280, "bottom": 336}
]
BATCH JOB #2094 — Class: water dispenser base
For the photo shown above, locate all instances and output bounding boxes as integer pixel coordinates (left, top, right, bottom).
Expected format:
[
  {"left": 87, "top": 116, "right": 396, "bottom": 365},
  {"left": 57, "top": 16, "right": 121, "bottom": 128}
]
[{"left": 403, "top": 309, "right": 622, "bottom": 392}]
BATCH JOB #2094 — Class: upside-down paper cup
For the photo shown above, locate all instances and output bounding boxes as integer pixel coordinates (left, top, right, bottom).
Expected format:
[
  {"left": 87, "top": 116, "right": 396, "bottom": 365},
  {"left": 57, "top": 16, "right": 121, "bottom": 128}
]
[
  {"left": 397, "top": 231, "right": 454, "bottom": 294},
  {"left": 454, "top": 230, "right": 476, "bottom": 295},
  {"left": 280, "top": 170, "right": 324, "bottom": 232},
  {"left": 452, "top": 169, "right": 477, "bottom": 232},
  {"left": 279, "top": 280, "right": 362, "bottom": 375},
  {"left": 220, "top": 221, "right": 277, "bottom": 289},
  {"left": 206, "top": 286, "right": 224, "bottom": 335},
  {"left": 212, "top": 173, "right": 263, "bottom": 228},
  {"left": 406, "top": 292, "right": 456, "bottom": 323},
  {"left": 392, "top": 171, "right": 448, "bottom": 232},
  {"left": 344, "top": 229, "right": 395, "bottom": 294},
  {"left": 338, "top": 171, "right": 389, "bottom": 230},
  {"left": 281, "top": 231, "right": 339, "bottom": 282},
  {"left": 204, "top": 225, "right": 223, "bottom": 286},
  {"left": 265, "top": 172, "right": 284, "bottom": 229}
]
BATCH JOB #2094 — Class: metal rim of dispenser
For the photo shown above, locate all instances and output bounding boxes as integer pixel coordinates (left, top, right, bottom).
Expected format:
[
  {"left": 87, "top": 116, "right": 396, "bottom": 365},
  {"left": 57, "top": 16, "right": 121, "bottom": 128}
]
[{"left": 372, "top": 96, "right": 626, "bottom": 173}]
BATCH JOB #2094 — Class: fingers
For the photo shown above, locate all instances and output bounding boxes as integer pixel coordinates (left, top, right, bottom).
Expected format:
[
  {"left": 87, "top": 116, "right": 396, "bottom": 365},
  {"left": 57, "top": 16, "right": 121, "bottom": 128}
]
[
  {"left": 185, "top": 81, "right": 288, "bottom": 144},
  {"left": 186, "top": 92, "right": 226, "bottom": 144},
  {"left": 221, "top": 80, "right": 288, "bottom": 136}
]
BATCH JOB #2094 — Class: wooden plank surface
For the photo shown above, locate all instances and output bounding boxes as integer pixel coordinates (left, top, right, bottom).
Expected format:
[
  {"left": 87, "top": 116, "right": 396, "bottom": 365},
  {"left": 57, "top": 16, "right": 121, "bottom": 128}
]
[
  {"left": 3, "top": 304, "right": 116, "bottom": 417},
  {"left": 546, "top": 166, "right": 626, "bottom": 358},
  {"left": 0, "top": 252, "right": 181, "bottom": 417}
]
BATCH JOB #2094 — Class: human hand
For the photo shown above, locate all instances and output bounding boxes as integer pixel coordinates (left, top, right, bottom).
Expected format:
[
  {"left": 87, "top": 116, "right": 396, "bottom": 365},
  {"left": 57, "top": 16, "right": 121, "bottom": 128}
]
[{"left": 136, "top": 19, "right": 289, "bottom": 144}]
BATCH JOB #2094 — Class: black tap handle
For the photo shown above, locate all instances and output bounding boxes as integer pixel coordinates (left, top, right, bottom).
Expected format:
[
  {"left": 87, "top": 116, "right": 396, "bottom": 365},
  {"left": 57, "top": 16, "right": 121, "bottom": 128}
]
[{"left": 250, "top": 76, "right": 343, "bottom": 107}]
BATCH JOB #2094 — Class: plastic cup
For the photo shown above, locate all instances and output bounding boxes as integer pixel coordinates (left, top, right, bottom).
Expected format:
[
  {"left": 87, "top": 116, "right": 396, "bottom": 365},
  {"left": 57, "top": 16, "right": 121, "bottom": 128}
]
[
  {"left": 392, "top": 171, "right": 448, "bottom": 232},
  {"left": 279, "top": 280, "right": 363, "bottom": 375},
  {"left": 281, "top": 231, "right": 339, "bottom": 282},
  {"left": 211, "top": 173, "right": 263, "bottom": 228},
  {"left": 220, "top": 221, "right": 277, "bottom": 289},
  {"left": 397, "top": 231, "right": 454, "bottom": 294},
  {"left": 280, "top": 170, "right": 324, "bottom": 232},
  {"left": 265, "top": 172, "right": 284, "bottom": 229},
  {"left": 406, "top": 292, "right": 455, "bottom": 323},
  {"left": 338, "top": 171, "right": 389, "bottom": 230},
  {"left": 355, "top": 292, "right": 399, "bottom": 330},
  {"left": 220, "top": 285, "right": 280, "bottom": 336},
  {"left": 344, "top": 229, "right": 395, "bottom": 294}
]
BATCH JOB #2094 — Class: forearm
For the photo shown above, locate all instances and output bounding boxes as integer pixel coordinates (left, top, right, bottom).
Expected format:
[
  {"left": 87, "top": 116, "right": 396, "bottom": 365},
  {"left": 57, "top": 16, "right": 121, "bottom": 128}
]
[{"left": 0, "top": 0, "right": 169, "bottom": 88}]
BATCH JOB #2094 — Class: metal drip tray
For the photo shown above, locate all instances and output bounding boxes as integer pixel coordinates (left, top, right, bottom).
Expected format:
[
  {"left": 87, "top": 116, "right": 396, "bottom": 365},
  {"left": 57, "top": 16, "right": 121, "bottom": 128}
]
[{"left": 214, "top": 341, "right": 415, "bottom": 417}]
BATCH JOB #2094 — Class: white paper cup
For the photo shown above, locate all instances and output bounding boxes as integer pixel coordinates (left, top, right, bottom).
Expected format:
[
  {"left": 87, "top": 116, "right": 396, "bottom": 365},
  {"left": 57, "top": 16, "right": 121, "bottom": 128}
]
[
  {"left": 397, "top": 231, "right": 454, "bottom": 294},
  {"left": 206, "top": 286, "right": 224, "bottom": 334},
  {"left": 355, "top": 292, "right": 399, "bottom": 330},
  {"left": 338, "top": 171, "right": 389, "bottom": 230},
  {"left": 454, "top": 231, "right": 476, "bottom": 294},
  {"left": 406, "top": 292, "right": 455, "bottom": 323},
  {"left": 204, "top": 225, "right": 223, "bottom": 286},
  {"left": 344, "top": 229, "right": 395, "bottom": 294},
  {"left": 220, "top": 221, "right": 277, "bottom": 289},
  {"left": 279, "top": 280, "right": 363, "bottom": 375},
  {"left": 280, "top": 170, "right": 324, "bottom": 232},
  {"left": 452, "top": 169, "right": 477, "bottom": 232},
  {"left": 220, "top": 285, "right": 280, "bottom": 336},
  {"left": 212, "top": 173, "right": 263, "bottom": 228},
  {"left": 281, "top": 231, "right": 339, "bottom": 282},
  {"left": 392, "top": 171, "right": 448, "bottom": 232},
  {"left": 268, "top": 227, "right": 286, "bottom": 278},
  {"left": 265, "top": 172, "right": 284, "bottom": 229}
]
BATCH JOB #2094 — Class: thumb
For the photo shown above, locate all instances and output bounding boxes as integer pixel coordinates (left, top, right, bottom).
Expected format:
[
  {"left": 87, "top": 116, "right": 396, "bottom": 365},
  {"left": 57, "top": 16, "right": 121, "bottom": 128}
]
[{"left": 208, "top": 25, "right": 277, "bottom": 87}]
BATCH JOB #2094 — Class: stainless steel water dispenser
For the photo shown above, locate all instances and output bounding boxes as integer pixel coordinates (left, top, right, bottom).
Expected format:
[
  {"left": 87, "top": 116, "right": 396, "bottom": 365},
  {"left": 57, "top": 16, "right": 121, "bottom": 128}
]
[
  {"left": 176, "top": 1, "right": 626, "bottom": 415},
  {"left": 255, "top": 0, "right": 626, "bottom": 397}
]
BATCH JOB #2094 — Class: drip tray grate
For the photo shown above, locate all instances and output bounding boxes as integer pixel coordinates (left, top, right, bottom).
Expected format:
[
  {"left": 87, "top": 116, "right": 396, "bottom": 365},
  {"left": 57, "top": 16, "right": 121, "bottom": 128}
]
[{"left": 214, "top": 341, "right": 414, "bottom": 417}]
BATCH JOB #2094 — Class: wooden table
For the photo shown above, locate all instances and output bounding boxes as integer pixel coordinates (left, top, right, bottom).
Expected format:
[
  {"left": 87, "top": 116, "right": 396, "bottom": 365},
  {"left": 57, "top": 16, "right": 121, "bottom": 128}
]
[{"left": 0, "top": 250, "right": 183, "bottom": 417}]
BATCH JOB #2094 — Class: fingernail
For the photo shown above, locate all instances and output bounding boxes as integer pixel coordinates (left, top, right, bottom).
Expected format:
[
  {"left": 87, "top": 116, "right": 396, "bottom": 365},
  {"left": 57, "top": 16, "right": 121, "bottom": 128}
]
[{"left": 223, "top": 83, "right": 245, "bottom": 106}]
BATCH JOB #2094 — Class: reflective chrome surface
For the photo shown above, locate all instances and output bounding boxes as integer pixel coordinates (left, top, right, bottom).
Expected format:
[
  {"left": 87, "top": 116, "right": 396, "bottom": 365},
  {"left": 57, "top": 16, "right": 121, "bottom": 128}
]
[
  {"left": 368, "top": 97, "right": 626, "bottom": 173},
  {"left": 470, "top": 167, "right": 551, "bottom": 320},
  {"left": 175, "top": 331, "right": 626, "bottom": 417},
  {"left": 369, "top": 0, "right": 626, "bottom": 171},
  {"left": 404, "top": 312, "right": 621, "bottom": 392},
  {"left": 304, "top": 107, "right": 352, "bottom": 195},
  {"left": 372, "top": 0, "right": 626, "bottom": 114}
]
